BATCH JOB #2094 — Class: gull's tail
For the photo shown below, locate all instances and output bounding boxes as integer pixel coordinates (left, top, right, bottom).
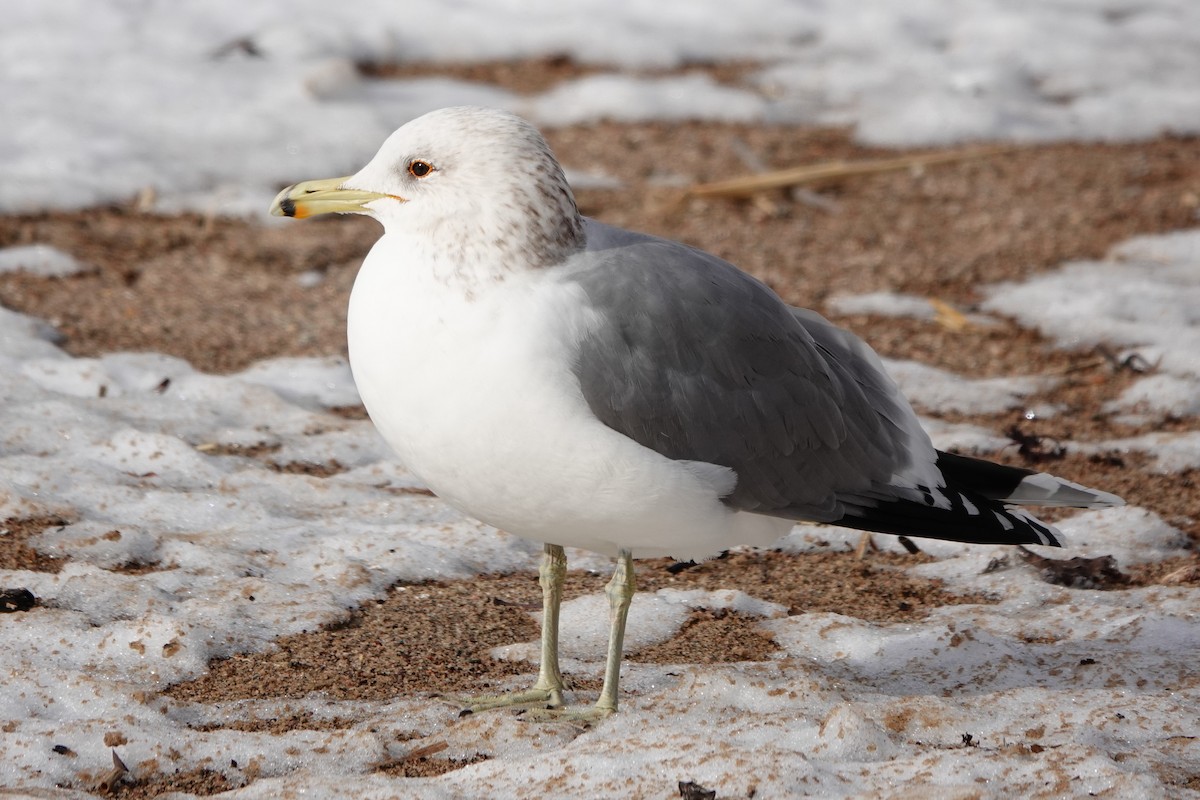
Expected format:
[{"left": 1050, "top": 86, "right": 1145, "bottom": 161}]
[{"left": 835, "top": 451, "right": 1124, "bottom": 548}]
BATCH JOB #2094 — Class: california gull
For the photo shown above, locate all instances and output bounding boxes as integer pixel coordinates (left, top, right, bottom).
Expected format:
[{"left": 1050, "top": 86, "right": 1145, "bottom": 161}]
[{"left": 270, "top": 106, "right": 1123, "bottom": 720}]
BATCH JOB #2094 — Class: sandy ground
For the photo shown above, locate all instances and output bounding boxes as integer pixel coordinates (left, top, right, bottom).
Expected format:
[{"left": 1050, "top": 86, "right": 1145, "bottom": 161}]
[{"left": 2, "top": 68, "right": 1199, "bottom": 795}]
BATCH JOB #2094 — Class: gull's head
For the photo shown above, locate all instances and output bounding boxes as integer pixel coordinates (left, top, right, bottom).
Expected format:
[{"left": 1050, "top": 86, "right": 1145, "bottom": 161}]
[{"left": 270, "top": 106, "right": 584, "bottom": 269}]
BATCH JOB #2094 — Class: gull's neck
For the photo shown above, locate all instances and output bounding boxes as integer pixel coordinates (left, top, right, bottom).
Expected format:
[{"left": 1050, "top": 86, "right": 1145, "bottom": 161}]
[{"left": 379, "top": 175, "right": 586, "bottom": 290}]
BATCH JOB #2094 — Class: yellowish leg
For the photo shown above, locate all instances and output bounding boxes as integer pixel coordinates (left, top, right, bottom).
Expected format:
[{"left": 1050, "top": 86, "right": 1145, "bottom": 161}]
[
  {"left": 524, "top": 547, "right": 636, "bottom": 723},
  {"left": 466, "top": 547, "right": 636, "bottom": 724},
  {"left": 593, "top": 547, "right": 635, "bottom": 715},
  {"left": 463, "top": 543, "right": 567, "bottom": 712}
]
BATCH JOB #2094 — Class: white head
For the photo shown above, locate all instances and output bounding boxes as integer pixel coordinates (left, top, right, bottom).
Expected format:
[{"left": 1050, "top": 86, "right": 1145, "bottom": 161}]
[{"left": 271, "top": 107, "right": 584, "bottom": 272}]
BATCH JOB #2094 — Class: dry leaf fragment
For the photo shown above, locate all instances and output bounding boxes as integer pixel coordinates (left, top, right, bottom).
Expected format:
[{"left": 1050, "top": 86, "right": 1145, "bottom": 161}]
[
  {"left": 94, "top": 749, "right": 130, "bottom": 794},
  {"left": 929, "top": 297, "right": 969, "bottom": 331}
]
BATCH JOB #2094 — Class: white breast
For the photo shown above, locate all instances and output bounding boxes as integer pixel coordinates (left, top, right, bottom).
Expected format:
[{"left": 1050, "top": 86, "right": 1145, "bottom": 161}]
[{"left": 346, "top": 234, "right": 790, "bottom": 558}]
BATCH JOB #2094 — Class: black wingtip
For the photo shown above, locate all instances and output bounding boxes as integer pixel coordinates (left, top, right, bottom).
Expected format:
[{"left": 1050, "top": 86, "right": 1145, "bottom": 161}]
[{"left": 836, "top": 489, "right": 1064, "bottom": 548}]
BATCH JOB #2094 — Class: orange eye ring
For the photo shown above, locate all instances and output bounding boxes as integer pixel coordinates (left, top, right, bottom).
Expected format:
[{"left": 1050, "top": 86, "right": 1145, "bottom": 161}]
[{"left": 408, "top": 160, "right": 434, "bottom": 178}]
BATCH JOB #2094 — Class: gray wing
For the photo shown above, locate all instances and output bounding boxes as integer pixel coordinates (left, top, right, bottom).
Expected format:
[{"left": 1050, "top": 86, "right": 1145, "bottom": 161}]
[{"left": 566, "top": 220, "right": 937, "bottom": 521}]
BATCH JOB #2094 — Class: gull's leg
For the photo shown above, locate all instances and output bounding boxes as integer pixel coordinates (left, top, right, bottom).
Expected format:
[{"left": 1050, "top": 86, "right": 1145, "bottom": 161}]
[
  {"left": 531, "top": 542, "right": 567, "bottom": 704},
  {"left": 522, "top": 547, "right": 635, "bottom": 723},
  {"left": 592, "top": 547, "right": 635, "bottom": 715},
  {"left": 472, "top": 547, "right": 635, "bottom": 724},
  {"left": 463, "top": 543, "right": 567, "bottom": 712}
]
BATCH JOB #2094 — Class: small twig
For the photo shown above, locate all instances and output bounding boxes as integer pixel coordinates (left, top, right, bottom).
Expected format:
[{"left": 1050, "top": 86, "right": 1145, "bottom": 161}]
[
  {"left": 1039, "top": 346, "right": 1159, "bottom": 380},
  {"left": 1096, "top": 344, "right": 1157, "bottom": 374},
  {"left": 1040, "top": 357, "right": 1111, "bottom": 377},
  {"left": 691, "top": 146, "right": 1016, "bottom": 199},
  {"left": 400, "top": 741, "right": 449, "bottom": 761},
  {"left": 1160, "top": 563, "right": 1200, "bottom": 585}
]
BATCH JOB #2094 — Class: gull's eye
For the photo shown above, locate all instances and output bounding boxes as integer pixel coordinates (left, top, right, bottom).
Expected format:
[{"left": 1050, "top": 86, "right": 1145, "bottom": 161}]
[{"left": 408, "top": 160, "right": 434, "bottom": 178}]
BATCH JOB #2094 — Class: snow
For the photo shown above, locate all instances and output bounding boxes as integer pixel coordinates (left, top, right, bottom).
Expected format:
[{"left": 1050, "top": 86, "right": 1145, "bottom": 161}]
[
  {"left": 1072, "top": 431, "right": 1200, "bottom": 475},
  {"left": 3, "top": 1, "right": 1200, "bottom": 797},
  {"left": 827, "top": 291, "right": 940, "bottom": 321},
  {"left": 986, "top": 231, "right": 1200, "bottom": 378},
  {"left": 0, "top": 245, "right": 89, "bottom": 278},
  {"left": 529, "top": 74, "right": 767, "bottom": 127},
  {"left": 986, "top": 228, "right": 1200, "bottom": 429},
  {"left": 883, "top": 358, "right": 1055, "bottom": 415},
  {"left": 1112, "top": 373, "right": 1200, "bottom": 419},
  {"left": 4, "top": 0, "right": 1200, "bottom": 213}
]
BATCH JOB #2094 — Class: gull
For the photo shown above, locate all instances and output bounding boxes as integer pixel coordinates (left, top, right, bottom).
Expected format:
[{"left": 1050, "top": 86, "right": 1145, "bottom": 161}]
[{"left": 270, "top": 106, "right": 1123, "bottom": 721}]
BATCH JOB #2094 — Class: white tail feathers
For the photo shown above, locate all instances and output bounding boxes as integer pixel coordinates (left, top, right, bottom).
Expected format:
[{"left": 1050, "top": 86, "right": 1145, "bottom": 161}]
[{"left": 1006, "top": 472, "right": 1125, "bottom": 508}]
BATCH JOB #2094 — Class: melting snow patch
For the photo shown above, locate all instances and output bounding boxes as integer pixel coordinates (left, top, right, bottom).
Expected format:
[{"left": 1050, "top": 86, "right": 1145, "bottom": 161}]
[
  {"left": 827, "top": 291, "right": 939, "bottom": 321},
  {"left": 883, "top": 358, "right": 1055, "bottom": 415},
  {"left": 919, "top": 417, "right": 1017, "bottom": 454},
  {"left": 6, "top": 2, "right": 1200, "bottom": 212},
  {"left": 235, "top": 356, "right": 361, "bottom": 409},
  {"left": 1073, "top": 431, "right": 1200, "bottom": 474},
  {"left": 985, "top": 228, "right": 1200, "bottom": 380},
  {"left": 528, "top": 73, "right": 767, "bottom": 126},
  {"left": 1053, "top": 505, "right": 1189, "bottom": 564},
  {"left": 0, "top": 244, "right": 88, "bottom": 277},
  {"left": 1109, "top": 372, "right": 1200, "bottom": 418}
]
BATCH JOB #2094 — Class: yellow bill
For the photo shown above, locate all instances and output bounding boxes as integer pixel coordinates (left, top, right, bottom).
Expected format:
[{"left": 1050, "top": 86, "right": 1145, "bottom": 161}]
[{"left": 269, "top": 176, "right": 403, "bottom": 219}]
